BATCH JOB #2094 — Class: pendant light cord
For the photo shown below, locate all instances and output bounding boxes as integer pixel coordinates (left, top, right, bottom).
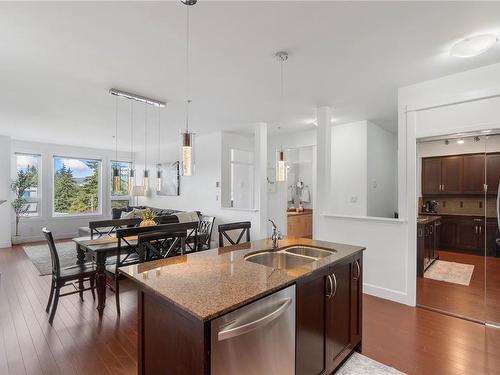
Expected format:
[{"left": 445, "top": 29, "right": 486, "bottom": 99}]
[
  {"left": 185, "top": 4, "right": 190, "bottom": 133},
  {"left": 115, "top": 96, "right": 118, "bottom": 166},
  {"left": 158, "top": 107, "right": 161, "bottom": 164},
  {"left": 130, "top": 101, "right": 134, "bottom": 166},
  {"left": 144, "top": 103, "right": 147, "bottom": 171}
]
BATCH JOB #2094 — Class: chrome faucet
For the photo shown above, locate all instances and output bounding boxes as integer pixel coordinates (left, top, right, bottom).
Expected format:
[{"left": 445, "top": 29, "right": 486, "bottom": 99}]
[{"left": 268, "top": 219, "right": 283, "bottom": 249}]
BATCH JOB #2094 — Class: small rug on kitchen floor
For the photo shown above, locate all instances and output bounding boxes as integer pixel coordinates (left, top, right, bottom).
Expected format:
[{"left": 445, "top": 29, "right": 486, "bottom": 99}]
[
  {"left": 23, "top": 241, "right": 90, "bottom": 276},
  {"left": 336, "top": 352, "right": 405, "bottom": 375},
  {"left": 424, "top": 260, "right": 474, "bottom": 286}
]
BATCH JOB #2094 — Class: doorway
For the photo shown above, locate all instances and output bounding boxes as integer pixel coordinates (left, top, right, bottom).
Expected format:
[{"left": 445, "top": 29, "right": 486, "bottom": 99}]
[{"left": 416, "top": 131, "right": 500, "bottom": 326}]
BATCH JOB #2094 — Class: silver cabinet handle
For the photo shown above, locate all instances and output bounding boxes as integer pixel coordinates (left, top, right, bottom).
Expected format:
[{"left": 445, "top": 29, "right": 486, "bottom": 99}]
[
  {"left": 330, "top": 273, "right": 338, "bottom": 299},
  {"left": 353, "top": 260, "right": 361, "bottom": 281},
  {"left": 475, "top": 225, "right": 478, "bottom": 234},
  {"left": 479, "top": 225, "right": 482, "bottom": 235},
  {"left": 218, "top": 298, "right": 292, "bottom": 341},
  {"left": 326, "top": 275, "right": 333, "bottom": 299}
]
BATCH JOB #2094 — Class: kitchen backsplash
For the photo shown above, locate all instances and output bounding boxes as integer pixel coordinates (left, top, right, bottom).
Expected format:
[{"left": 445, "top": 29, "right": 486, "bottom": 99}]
[{"left": 419, "top": 196, "right": 497, "bottom": 217}]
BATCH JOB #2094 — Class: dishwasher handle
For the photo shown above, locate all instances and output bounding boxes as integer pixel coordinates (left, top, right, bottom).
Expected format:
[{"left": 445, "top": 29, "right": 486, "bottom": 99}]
[{"left": 217, "top": 298, "right": 292, "bottom": 341}]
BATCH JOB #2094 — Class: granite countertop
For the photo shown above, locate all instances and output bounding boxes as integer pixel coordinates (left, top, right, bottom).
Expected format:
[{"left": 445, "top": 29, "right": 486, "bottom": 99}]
[
  {"left": 417, "top": 215, "right": 442, "bottom": 225},
  {"left": 420, "top": 212, "right": 497, "bottom": 219},
  {"left": 120, "top": 237, "right": 364, "bottom": 322}
]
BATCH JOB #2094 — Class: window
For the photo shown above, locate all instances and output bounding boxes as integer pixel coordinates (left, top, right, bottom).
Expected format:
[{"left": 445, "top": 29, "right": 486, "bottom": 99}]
[
  {"left": 53, "top": 156, "right": 101, "bottom": 215},
  {"left": 230, "top": 149, "right": 254, "bottom": 209},
  {"left": 15, "top": 153, "right": 41, "bottom": 216},
  {"left": 110, "top": 161, "right": 132, "bottom": 209}
]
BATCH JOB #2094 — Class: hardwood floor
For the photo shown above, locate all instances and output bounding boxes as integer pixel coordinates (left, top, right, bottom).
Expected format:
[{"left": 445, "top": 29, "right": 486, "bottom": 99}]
[
  {"left": 1, "top": 243, "right": 500, "bottom": 374},
  {"left": 417, "top": 250, "right": 500, "bottom": 323}
]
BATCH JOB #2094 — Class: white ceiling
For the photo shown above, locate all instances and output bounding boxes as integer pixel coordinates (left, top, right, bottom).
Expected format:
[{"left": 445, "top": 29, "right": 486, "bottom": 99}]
[{"left": 1, "top": 1, "right": 500, "bottom": 151}]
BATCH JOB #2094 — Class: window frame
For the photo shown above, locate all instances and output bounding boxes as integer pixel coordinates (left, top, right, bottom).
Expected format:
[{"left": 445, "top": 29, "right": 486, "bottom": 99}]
[
  {"left": 229, "top": 148, "right": 255, "bottom": 209},
  {"left": 52, "top": 155, "right": 103, "bottom": 217},
  {"left": 14, "top": 152, "right": 42, "bottom": 217}
]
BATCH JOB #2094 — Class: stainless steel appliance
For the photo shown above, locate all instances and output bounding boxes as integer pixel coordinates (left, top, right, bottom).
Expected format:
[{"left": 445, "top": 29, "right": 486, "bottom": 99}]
[{"left": 210, "top": 285, "right": 295, "bottom": 375}]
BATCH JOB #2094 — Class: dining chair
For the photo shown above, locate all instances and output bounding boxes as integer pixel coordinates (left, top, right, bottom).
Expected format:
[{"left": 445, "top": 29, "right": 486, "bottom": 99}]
[
  {"left": 197, "top": 215, "right": 216, "bottom": 250},
  {"left": 89, "top": 218, "right": 141, "bottom": 239},
  {"left": 138, "top": 229, "right": 187, "bottom": 260},
  {"left": 109, "top": 223, "right": 195, "bottom": 314},
  {"left": 218, "top": 221, "right": 251, "bottom": 247},
  {"left": 43, "top": 228, "right": 97, "bottom": 324}
]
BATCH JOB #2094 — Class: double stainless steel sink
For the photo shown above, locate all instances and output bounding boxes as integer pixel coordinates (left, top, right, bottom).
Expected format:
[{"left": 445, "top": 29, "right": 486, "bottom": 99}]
[{"left": 245, "top": 246, "right": 336, "bottom": 270}]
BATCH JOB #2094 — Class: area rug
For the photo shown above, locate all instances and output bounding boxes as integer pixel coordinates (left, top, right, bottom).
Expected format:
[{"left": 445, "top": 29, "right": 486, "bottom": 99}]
[
  {"left": 424, "top": 260, "right": 474, "bottom": 286},
  {"left": 23, "top": 241, "right": 89, "bottom": 276},
  {"left": 337, "top": 352, "right": 405, "bottom": 374}
]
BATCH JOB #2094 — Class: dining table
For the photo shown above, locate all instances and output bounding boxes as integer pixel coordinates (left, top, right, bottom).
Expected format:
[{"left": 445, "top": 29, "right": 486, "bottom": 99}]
[{"left": 72, "top": 235, "right": 138, "bottom": 316}]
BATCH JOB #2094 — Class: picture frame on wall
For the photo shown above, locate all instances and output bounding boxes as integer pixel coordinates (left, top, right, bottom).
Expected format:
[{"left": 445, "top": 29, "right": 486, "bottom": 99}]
[{"left": 157, "top": 161, "right": 180, "bottom": 196}]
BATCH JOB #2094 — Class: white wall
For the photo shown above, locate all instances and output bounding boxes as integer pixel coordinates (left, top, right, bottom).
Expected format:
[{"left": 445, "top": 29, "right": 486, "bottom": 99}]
[
  {"left": 367, "top": 122, "right": 398, "bottom": 218},
  {"left": 139, "top": 131, "right": 263, "bottom": 242},
  {"left": 331, "top": 121, "right": 368, "bottom": 216},
  {"left": 10, "top": 140, "right": 131, "bottom": 242},
  {"left": 0, "top": 136, "right": 12, "bottom": 248}
]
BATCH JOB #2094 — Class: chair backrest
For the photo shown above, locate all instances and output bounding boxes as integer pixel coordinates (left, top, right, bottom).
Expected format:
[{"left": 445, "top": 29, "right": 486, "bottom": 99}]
[
  {"left": 89, "top": 218, "right": 141, "bottom": 239},
  {"left": 115, "top": 222, "right": 198, "bottom": 238},
  {"left": 199, "top": 215, "right": 216, "bottom": 248},
  {"left": 218, "top": 221, "right": 251, "bottom": 247},
  {"left": 137, "top": 229, "right": 187, "bottom": 260},
  {"left": 42, "top": 228, "right": 61, "bottom": 277}
]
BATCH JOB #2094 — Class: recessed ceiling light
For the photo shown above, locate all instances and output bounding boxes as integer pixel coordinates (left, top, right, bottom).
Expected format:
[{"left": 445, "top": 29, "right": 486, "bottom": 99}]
[
  {"left": 481, "top": 129, "right": 492, "bottom": 134},
  {"left": 456, "top": 139, "right": 465, "bottom": 145},
  {"left": 451, "top": 34, "right": 498, "bottom": 58}
]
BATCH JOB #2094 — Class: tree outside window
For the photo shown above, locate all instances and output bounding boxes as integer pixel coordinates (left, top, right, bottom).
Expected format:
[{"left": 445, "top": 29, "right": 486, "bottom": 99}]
[
  {"left": 53, "top": 157, "right": 101, "bottom": 215},
  {"left": 14, "top": 153, "right": 41, "bottom": 216},
  {"left": 111, "top": 161, "right": 132, "bottom": 209}
]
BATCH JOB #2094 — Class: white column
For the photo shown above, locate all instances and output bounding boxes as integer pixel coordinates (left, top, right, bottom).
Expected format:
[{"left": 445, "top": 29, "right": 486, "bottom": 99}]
[
  {"left": 0, "top": 135, "right": 12, "bottom": 248},
  {"left": 254, "top": 122, "right": 268, "bottom": 239},
  {"left": 314, "top": 106, "right": 332, "bottom": 238}
]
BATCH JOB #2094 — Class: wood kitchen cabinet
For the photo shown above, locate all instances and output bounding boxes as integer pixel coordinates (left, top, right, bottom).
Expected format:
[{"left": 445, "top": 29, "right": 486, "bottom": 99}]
[
  {"left": 463, "top": 154, "right": 485, "bottom": 194},
  {"left": 417, "top": 219, "right": 439, "bottom": 277},
  {"left": 287, "top": 210, "right": 313, "bottom": 238},
  {"left": 422, "top": 157, "right": 442, "bottom": 194},
  {"left": 486, "top": 153, "right": 500, "bottom": 195},
  {"left": 296, "top": 252, "right": 363, "bottom": 375},
  {"left": 441, "top": 156, "right": 463, "bottom": 193},
  {"left": 422, "top": 152, "right": 500, "bottom": 195}
]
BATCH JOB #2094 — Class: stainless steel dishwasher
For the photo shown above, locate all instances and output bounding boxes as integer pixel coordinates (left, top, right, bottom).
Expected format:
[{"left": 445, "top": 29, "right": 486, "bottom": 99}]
[{"left": 210, "top": 284, "right": 295, "bottom": 375}]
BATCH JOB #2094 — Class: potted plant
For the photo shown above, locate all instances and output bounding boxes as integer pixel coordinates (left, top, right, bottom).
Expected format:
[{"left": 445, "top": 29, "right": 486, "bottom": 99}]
[
  {"left": 11, "top": 169, "right": 37, "bottom": 243},
  {"left": 140, "top": 209, "right": 157, "bottom": 227}
]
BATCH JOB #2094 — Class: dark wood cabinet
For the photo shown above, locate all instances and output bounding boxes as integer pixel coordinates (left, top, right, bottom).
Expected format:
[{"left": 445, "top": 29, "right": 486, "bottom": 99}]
[
  {"left": 440, "top": 218, "right": 457, "bottom": 249},
  {"left": 486, "top": 153, "right": 500, "bottom": 195},
  {"left": 296, "top": 267, "right": 329, "bottom": 375},
  {"left": 422, "top": 158, "right": 442, "bottom": 194},
  {"left": 417, "top": 220, "right": 439, "bottom": 277},
  {"left": 441, "top": 156, "right": 463, "bottom": 193},
  {"left": 422, "top": 152, "right": 500, "bottom": 196},
  {"left": 463, "top": 154, "right": 485, "bottom": 194},
  {"left": 486, "top": 220, "right": 499, "bottom": 256},
  {"left": 456, "top": 219, "right": 482, "bottom": 254},
  {"left": 297, "top": 252, "right": 363, "bottom": 375}
]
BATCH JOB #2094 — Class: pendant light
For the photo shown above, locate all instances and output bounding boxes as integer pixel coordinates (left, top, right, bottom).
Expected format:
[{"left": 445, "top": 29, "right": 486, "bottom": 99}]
[
  {"left": 156, "top": 106, "right": 162, "bottom": 192},
  {"left": 143, "top": 103, "right": 149, "bottom": 191},
  {"left": 275, "top": 51, "right": 288, "bottom": 182},
  {"left": 180, "top": 0, "right": 196, "bottom": 176},
  {"left": 129, "top": 101, "right": 136, "bottom": 194},
  {"left": 112, "top": 97, "right": 121, "bottom": 194}
]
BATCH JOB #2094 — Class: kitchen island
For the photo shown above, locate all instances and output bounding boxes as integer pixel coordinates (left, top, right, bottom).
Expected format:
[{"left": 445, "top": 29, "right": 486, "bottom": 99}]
[{"left": 121, "top": 237, "right": 365, "bottom": 375}]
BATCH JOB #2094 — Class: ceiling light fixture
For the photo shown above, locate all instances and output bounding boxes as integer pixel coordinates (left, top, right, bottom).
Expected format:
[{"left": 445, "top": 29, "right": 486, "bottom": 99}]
[
  {"left": 156, "top": 107, "right": 162, "bottom": 193},
  {"left": 112, "top": 96, "right": 120, "bottom": 194},
  {"left": 450, "top": 34, "right": 498, "bottom": 58},
  {"left": 109, "top": 88, "right": 166, "bottom": 108},
  {"left": 275, "top": 51, "right": 288, "bottom": 182},
  {"left": 129, "top": 101, "right": 136, "bottom": 194},
  {"left": 457, "top": 139, "right": 465, "bottom": 145},
  {"left": 143, "top": 103, "right": 149, "bottom": 191},
  {"left": 180, "top": 0, "right": 196, "bottom": 176}
]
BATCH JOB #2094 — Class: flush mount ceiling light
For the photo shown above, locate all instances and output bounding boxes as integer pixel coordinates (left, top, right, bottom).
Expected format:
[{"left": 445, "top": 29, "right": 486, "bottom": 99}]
[
  {"left": 450, "top": 34, "right": 498, "bottom": 58},
  {"left": 456, "top": 139, "right": 465, "bottom": 145}
]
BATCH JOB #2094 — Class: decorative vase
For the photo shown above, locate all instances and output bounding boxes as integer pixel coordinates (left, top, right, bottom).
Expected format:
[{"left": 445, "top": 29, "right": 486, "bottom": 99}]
[{"left": 140, "top": 220, "right": 157, "bottom": 227}]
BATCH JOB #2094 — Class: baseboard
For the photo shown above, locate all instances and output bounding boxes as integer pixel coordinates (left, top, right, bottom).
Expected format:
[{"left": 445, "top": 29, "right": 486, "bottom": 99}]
[
  {"left": 15, "top": 232, "right": 78, "bottom": 244},
  {"left": 363, "top": 283, "right": 410, "bottom": 305},
  {"left": 0, "top": 241, "right": 12, "bottom": 249}
]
